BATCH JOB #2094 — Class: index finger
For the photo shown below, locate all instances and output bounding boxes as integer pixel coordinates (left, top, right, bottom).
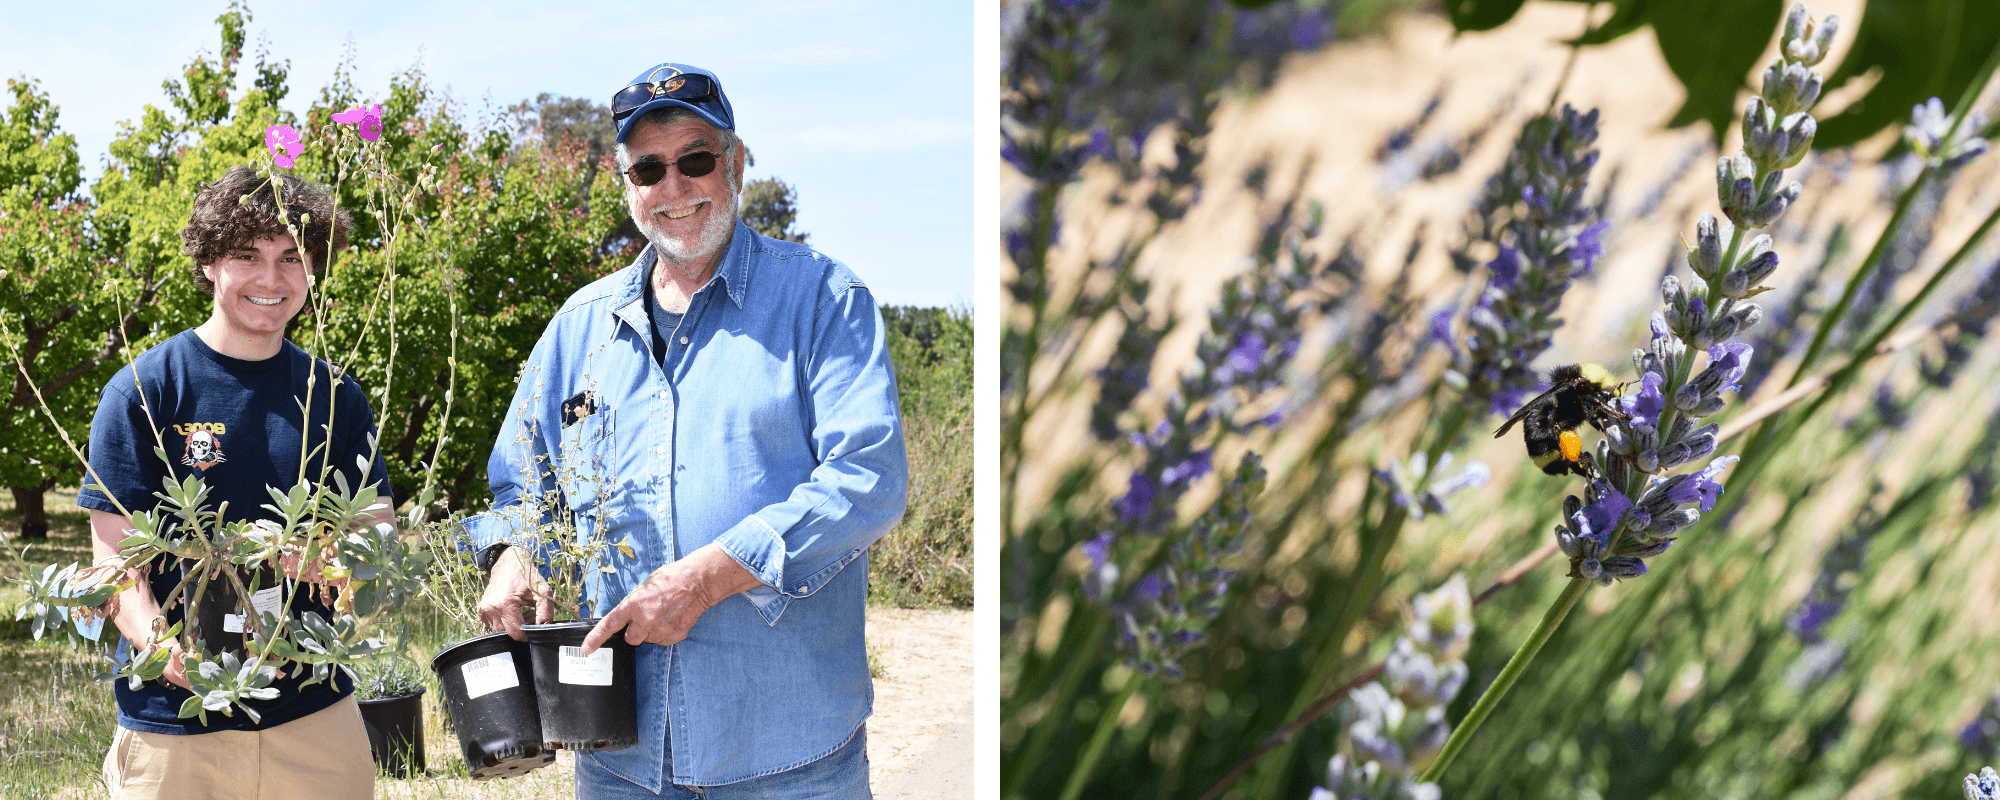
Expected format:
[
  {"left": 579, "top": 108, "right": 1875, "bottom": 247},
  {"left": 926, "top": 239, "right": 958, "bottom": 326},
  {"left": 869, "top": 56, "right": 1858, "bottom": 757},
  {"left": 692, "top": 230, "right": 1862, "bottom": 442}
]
[{"left": 581, "top": 606, "right": 628, "bottom": 656}]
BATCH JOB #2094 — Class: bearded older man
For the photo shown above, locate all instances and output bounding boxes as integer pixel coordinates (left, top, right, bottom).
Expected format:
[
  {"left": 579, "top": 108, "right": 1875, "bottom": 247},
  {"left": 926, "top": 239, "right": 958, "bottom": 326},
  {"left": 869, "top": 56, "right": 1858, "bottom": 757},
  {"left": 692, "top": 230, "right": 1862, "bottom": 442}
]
[{"left": 462, "top": 62, "right": 908, "bottom": 800}]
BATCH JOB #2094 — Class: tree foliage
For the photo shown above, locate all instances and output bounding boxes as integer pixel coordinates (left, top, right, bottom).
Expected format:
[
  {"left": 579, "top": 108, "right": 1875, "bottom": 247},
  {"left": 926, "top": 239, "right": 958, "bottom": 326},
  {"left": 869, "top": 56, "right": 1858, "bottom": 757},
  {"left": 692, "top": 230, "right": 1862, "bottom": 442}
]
[
  {"left": 0, "top": 78, "right": 117, "bottom": 536},
  {"left": 741, "top": 177, "right": 810, "bottom": 245}
]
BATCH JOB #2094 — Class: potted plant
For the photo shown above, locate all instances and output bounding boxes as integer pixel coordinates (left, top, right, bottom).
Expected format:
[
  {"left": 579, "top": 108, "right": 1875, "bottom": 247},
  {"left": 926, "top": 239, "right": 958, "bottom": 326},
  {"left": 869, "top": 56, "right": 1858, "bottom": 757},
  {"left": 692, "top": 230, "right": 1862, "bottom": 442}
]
[
  {"left": 417, "top": 510, "right": 557, "bottom": 781},
  {"left": 353, "top": 652, "right": 428, "bottom": 778},
  {"left": 475, "top": 446, "right": 640, "bottom": 753}
]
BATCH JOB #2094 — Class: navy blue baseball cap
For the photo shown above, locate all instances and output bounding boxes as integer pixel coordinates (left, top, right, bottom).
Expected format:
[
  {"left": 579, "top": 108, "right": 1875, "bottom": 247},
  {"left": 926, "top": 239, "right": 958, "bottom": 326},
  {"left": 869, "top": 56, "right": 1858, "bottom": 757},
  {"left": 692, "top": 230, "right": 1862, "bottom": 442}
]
[{"left": 612, "top": 63, "right": 735, "bottom": 142}]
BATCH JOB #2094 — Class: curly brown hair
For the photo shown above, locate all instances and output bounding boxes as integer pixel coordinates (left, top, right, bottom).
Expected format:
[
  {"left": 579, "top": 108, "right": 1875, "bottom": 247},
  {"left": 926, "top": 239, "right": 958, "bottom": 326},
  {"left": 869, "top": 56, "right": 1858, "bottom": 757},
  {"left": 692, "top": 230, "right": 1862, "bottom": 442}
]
[{"left": 181, "top": 166, "right": 354, "bottom": 293}]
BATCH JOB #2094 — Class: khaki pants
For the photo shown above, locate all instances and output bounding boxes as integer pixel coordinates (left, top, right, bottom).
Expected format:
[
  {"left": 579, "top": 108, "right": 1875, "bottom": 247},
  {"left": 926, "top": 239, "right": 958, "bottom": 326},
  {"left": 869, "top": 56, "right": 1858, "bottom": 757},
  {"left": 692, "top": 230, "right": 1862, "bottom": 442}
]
[{"left": 101, "top": 695, "right": 374, "bottom": 800}]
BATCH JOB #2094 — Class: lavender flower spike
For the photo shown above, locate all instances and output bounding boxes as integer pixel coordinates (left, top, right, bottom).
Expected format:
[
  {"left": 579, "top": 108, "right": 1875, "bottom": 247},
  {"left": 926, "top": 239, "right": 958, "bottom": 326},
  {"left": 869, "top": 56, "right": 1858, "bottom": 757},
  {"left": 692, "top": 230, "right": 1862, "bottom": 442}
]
[
  {"left": 1305, "top": 576, "right": 1470, "bottom": 799},
  {"left": 1566, "top": 4, "right": 1836, "bottom": 583},
  {"left": 1969, "top": 766, "right": 2000, "bottom": 800}
]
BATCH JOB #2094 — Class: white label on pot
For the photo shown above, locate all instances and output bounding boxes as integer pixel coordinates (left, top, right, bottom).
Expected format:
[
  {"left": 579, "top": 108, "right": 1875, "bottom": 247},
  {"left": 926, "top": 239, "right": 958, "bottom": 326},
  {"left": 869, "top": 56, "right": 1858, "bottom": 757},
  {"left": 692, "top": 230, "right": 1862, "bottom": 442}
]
[
  {"left": 250, "top": 586, "right": 283, "bottom": 619},
  {"left": 460, "top": 653, "right": 519, "bottom": 700},
  {"left": 559, "top": 645, "right": 614, "bottom": 686},
  {"left": 221, "top": 587, "right": 284, "bottom": 634}
]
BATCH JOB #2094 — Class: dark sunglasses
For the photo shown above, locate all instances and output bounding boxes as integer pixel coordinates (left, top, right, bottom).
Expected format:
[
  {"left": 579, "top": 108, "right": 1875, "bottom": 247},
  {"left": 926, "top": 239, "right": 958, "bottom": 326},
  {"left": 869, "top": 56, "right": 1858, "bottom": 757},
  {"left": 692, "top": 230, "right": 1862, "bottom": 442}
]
[
  {"left": 623, "top": 151, "right": 720, "bottom": 186},
  {"left": 612, "top": 73, "right": 719, "bottom": 122}
]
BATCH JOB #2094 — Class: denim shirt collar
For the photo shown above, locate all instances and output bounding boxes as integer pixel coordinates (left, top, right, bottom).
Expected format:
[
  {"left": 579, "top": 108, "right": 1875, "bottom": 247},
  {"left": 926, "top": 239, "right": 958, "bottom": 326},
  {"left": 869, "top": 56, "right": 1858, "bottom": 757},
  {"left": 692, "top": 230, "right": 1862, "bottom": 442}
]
[{"left": 613, "top": 222, "right": 755, "bottom": 314}]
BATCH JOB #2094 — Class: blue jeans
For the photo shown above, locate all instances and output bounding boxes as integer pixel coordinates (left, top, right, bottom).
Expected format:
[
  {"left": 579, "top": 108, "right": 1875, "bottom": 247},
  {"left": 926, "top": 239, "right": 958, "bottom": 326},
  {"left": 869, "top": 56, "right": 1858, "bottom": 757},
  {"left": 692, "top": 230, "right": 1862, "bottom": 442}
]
[{"left": 576, "top": 725, "right": 870, "bottom": 799}]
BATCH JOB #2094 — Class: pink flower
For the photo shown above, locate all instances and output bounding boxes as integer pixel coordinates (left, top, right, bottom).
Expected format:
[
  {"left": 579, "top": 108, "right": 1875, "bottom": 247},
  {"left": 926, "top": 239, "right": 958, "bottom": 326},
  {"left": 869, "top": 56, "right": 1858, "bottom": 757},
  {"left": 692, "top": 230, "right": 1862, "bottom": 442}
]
[
  {"left": 264, "top": 124, "right": 303, "bottom": 168},
  {"left": 332, "top": 104, "right": 385, "bottom": 142}
]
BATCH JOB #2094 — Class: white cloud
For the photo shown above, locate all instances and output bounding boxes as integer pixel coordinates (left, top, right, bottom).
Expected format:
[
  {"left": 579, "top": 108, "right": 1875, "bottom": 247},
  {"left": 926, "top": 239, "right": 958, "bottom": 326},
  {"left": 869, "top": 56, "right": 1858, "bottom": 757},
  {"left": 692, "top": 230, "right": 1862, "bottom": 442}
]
[{"left": 785, "top": 118, "right": 969, "bottom": 152}]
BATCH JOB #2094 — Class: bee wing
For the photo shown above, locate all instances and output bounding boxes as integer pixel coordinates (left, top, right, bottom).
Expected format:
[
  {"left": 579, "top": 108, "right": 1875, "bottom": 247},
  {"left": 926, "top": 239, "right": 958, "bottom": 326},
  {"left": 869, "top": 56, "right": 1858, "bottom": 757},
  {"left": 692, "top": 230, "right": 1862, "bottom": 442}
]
[{"left": 1491, "top": 381, "right": 1571, "bottom": 437}]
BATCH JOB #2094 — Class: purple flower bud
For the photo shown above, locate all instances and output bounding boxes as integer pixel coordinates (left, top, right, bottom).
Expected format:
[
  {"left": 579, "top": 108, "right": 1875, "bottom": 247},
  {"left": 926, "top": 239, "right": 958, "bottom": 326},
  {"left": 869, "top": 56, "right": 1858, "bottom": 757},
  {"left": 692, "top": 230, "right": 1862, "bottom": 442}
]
[
  {"left": 1162, "top": 450, "right": 1214, "bottom": 485},
  {"left": 1572, "top": 221, "right": 1609, "bottom": 274},
  {"left": 1291, "top": 10, "right": 1330, "bottom": 51},
  {"left": 1489, "top": 246, "right": 1521, "bottom": 288},
  {"left": 1083, "top": 531, "right": 1114, "bottom": 568},
  {"left": 1689, "top": 455, "right": 1739, "bottom": 511},
  {"left": 1086, "top": 127, "right": 1112, "bottom": 159},
  {"left": 1429, "top": 310, "right": 1455, "bottom": 349},
  {"left": 1625, "top": 370, "right": 1667, "bottom": 432},
  {"left": 1116, "top": 474, "right": 1155, "bottom": 522},
  {"left": 1001, "top": 143, "right": 1028, "bottom": 173},
  {"left": 1709, "top": 341, "right": 1754, "bottom": 390},
  {"left": 1227, "top": 332, "right": 1267, "bottom": 375},
  {"left": 1571, "top": 483, "right": 1635, "bottom": 539},
  {"left": 1602, "top": 556, "right": 1648, "bottom": 579}
]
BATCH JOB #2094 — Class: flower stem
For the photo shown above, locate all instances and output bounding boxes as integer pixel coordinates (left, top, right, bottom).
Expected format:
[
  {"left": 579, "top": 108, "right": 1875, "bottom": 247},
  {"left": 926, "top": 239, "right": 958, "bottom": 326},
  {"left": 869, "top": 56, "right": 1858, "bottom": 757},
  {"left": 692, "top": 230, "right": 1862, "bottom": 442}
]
[
  {"left": 1057, "top": 667, "right": 1145, "bottom": 800},
  {"left": 1005, "top": 610, "right": 1110, "bottom": 794},
  {"left": 1790, "top": 165, "right": 1930, "bottom": 380},
  {"left": 1418, "top": 576, "right": 1589, "bottom": 785}
]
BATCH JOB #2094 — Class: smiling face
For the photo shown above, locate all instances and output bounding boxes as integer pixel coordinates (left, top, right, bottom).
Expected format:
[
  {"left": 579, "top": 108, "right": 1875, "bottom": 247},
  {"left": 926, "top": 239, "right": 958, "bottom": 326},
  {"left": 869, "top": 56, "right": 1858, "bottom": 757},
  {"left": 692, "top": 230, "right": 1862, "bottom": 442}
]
[
  {"left": 622, "top": 116, "right": 746, "bottom": 276},
  {"left": 199, "top": 233, "right": 310, "bottom": 354}
]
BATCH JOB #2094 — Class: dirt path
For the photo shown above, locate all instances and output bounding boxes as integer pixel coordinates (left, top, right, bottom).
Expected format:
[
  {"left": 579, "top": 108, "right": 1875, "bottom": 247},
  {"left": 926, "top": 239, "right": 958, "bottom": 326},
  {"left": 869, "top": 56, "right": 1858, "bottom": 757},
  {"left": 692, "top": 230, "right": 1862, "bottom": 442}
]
[{"left": 866, "top": 607, "right": 974, "bottom": 799}]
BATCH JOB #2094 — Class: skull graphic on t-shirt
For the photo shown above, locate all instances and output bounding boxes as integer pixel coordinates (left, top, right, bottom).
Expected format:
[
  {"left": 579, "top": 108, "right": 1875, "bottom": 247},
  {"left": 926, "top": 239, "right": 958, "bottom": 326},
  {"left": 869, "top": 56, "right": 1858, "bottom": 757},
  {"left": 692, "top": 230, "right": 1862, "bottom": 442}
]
[{"left": 181, "top": 428, "right": 227, "bottom": 470}]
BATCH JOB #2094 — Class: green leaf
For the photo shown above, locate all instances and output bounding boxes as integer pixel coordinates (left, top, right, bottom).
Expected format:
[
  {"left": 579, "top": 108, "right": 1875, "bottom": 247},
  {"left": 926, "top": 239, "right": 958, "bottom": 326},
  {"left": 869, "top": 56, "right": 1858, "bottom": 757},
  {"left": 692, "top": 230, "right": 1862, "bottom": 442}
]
[
  {"left": 1445, "top": 0, "right": 1531, "bottom": 32},
  {"left": 1652, "top": 0, "right": 1786, "bottom": 146},
  {"left": 1816, "top": 0, "right": 2000, "bottom": 149}
]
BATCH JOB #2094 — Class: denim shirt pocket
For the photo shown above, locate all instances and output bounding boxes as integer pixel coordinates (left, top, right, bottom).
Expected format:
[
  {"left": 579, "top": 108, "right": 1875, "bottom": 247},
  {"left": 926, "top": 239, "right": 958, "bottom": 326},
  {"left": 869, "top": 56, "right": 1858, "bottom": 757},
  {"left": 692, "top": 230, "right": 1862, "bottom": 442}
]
[{"left": 556, "top": 406, "right": 616, "bottom": 516}]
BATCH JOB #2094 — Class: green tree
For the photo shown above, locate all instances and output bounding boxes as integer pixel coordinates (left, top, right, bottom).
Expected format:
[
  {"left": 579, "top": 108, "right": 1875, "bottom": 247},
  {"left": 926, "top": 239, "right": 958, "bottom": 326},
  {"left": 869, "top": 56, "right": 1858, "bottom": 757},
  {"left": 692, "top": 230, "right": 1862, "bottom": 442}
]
[
  {"left": 0, "top": 78, "right": 127, "bottom": 538},
  {"left": 740, "top": 177, "right": 809, "bottom": 245},
  {"left": 509, "top": 93, "right": 614, "bottom": 161}
]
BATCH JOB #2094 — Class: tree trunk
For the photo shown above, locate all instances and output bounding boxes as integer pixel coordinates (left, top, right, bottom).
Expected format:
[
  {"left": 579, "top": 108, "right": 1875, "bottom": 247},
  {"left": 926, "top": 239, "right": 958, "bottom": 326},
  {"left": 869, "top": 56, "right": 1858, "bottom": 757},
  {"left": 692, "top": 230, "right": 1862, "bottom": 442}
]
[{"left": 12, "top": 486, "right": 49, "bottom": 539}]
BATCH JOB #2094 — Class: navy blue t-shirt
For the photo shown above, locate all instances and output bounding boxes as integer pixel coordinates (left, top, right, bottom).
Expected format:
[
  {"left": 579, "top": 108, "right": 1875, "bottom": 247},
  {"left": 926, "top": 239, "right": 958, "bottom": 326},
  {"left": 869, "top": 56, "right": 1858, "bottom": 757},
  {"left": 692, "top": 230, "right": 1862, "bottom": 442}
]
[
  {"left": 645, "top": 274, "right": 692, "bottom": 367},
  {"left": 76, "top": 329, "right": 391, "bottom": 734}
]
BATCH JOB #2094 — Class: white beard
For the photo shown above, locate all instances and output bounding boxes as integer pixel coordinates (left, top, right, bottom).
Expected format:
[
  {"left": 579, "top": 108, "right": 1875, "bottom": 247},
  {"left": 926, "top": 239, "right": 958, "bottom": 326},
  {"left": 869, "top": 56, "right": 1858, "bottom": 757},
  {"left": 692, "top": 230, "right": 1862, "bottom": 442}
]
[{"left": 638, "top": 170, "right": 738, "bottom": 274}]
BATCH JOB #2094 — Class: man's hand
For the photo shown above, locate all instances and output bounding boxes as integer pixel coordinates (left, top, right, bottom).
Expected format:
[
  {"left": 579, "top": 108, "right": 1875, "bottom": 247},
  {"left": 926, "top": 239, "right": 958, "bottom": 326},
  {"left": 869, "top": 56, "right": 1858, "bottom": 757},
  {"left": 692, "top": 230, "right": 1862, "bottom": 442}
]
[
  {"left": 581, "top": 543, "right": 761, "bottom": 655},
  {"left": 478, "top": 546, "right": 553, "bottom": 641},
  {"left": 155, "top": 639, "right": 193, "bottom": 691}
]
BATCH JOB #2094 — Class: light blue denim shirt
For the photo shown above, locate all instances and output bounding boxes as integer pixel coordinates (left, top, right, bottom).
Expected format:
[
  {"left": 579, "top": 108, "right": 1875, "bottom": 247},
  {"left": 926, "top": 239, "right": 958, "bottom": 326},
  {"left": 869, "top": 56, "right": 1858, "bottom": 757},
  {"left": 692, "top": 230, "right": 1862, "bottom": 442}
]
[{"left": 463, "top": 222, "right": 908, "bottom": 788}]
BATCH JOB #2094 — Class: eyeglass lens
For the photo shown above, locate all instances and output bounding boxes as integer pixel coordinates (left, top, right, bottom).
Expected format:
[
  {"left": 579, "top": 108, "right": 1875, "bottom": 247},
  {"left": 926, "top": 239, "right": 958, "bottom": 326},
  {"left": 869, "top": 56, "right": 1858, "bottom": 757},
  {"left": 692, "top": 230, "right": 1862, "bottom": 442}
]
[
  {"left": 612, "top": 74, "right": 716, "bottom": 119},
  {"left": 628, "top": 151, "right": 719, "bottom": 186}
]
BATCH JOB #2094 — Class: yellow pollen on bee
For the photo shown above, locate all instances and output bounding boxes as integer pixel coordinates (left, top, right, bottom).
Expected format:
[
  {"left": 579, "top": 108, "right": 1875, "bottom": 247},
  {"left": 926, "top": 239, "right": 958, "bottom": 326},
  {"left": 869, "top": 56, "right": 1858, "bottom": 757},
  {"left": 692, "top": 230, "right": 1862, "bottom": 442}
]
[{"left": 1560, "top": 430, "right": 1583, "bottom": 463}]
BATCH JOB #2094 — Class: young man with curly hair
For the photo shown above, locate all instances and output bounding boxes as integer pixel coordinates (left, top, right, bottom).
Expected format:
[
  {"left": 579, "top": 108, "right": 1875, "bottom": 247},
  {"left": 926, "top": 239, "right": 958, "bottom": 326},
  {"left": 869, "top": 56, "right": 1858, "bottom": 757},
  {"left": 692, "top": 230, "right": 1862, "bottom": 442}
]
[{"left": 76, "top": 165, "right": 392, "bottom": 800}]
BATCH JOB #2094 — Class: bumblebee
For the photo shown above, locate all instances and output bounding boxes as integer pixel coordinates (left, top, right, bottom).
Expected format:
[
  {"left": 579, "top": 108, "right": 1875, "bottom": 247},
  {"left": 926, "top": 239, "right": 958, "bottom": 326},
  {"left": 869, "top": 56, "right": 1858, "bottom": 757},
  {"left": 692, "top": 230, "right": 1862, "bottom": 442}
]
[{"left": 1493, "top": 363, "right": 1627, "bottom": 480}]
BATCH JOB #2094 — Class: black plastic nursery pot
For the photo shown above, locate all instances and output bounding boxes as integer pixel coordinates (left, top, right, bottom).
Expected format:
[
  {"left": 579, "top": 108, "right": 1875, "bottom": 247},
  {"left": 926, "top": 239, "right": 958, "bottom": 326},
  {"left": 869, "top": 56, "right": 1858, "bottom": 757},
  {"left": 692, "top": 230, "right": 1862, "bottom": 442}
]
[
  {"left": 429, "top": 632, "right": 555, "bottom": 780},
  {"left": 181, "top": 567, "right": 283, "bottom": 658},
  {"left": 521, "top": 619, "right": 638, "bottom": 752},
  {"left": 356, "top": 688, "right": 427, "bottom": 778}
]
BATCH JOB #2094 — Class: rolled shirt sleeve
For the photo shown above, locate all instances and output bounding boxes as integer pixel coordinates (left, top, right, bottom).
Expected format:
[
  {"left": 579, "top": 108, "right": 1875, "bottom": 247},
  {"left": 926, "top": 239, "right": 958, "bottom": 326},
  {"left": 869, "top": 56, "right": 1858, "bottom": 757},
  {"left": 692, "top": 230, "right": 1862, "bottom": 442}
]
[{"left": 712, "top": 280, "right": 909, "bottom": 606}]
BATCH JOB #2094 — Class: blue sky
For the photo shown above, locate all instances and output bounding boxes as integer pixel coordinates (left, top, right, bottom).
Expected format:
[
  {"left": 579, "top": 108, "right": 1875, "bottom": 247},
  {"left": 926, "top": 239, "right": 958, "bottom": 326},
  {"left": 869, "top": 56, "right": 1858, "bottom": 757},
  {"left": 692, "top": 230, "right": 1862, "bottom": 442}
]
[{"left": 0, "top": 0, "right": 973, "bottom": 308}]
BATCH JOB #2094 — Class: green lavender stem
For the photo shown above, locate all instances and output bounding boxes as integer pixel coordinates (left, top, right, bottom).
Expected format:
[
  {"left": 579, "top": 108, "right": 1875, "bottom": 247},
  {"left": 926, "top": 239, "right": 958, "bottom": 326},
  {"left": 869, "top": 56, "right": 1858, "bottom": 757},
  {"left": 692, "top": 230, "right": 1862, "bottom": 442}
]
[
  {"left": 1005, "top": 610, "right": 1110, "bottom": 795},
  {"left": 1418, "top": 576, "right": 1589, "bottom": 784},
  {"left": 1059, "top": 668, "right": 1145, "bottom": 800}
]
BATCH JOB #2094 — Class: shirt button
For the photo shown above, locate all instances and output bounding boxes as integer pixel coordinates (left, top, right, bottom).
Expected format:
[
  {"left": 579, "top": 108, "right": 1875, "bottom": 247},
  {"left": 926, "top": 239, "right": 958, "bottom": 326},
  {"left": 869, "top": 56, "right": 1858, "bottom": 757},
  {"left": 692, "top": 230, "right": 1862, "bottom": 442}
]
[
  {"left": 679, "top": 336, "right": 689, "bottom": 344},
  {"left": 655, "top": 446, "right": 665, "bottom": 455},
  {"left": 659, "top": 391, "right": 668, "bottom": 400}
]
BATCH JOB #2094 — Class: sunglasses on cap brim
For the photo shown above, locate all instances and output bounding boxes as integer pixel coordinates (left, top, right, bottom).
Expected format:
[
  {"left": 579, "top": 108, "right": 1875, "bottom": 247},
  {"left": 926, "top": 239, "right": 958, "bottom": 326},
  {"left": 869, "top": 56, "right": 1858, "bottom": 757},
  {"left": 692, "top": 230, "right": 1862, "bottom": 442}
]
[
  {"left": 623, "top": 151, "right": 720, "bottom": 186},
  {"left": 612, "top": 73, "right": 720, "bottom": 122}
]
